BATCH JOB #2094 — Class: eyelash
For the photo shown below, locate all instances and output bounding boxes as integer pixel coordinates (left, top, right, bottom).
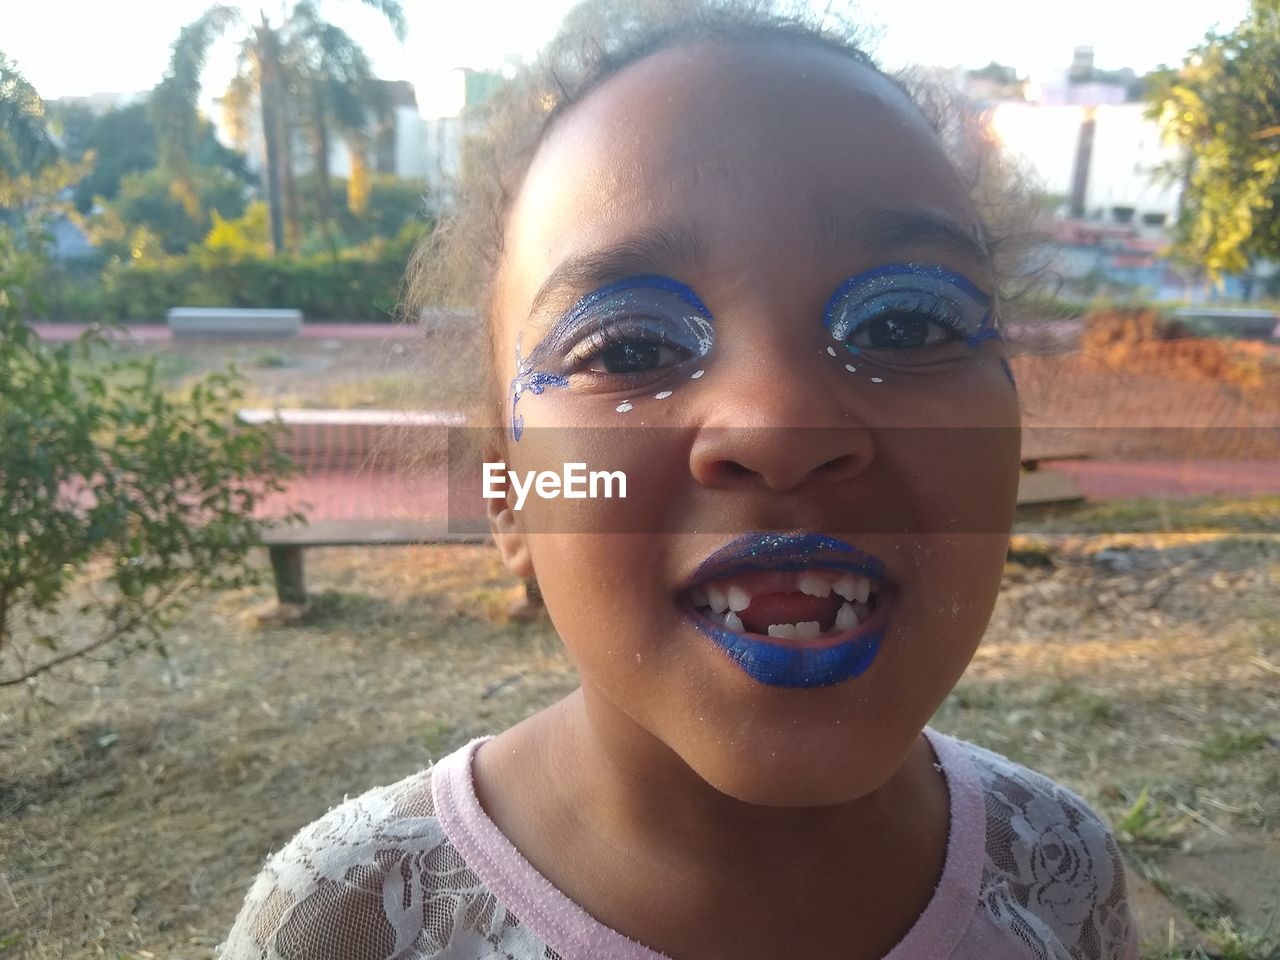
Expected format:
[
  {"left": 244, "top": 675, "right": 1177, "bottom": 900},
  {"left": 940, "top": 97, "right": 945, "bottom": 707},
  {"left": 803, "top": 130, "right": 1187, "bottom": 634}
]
[
  {"left": 847, "top": 295, "right": 967, "bottom": 342},
  {"left": 823, "top": 264, "right": 994, "bottom": 353},
  {"left": 564, "top": 316, "right": 704, "bottom": 377},
  {"left": 567, "top": 320, "right": 657, "bottom": 363}
]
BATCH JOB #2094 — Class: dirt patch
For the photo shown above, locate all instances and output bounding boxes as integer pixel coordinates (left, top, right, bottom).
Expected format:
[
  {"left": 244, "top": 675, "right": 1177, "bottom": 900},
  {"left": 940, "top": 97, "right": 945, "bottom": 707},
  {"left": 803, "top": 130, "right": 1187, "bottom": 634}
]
[
  {"left": 1, "top": 527, "right": 1277, "bottom": 959},
  {"left": 1074, "top": 307, "right": 1279, "bottom": 400},
  {"left": 1009, "top": 344, "right": 1280, "bottom": 465}
]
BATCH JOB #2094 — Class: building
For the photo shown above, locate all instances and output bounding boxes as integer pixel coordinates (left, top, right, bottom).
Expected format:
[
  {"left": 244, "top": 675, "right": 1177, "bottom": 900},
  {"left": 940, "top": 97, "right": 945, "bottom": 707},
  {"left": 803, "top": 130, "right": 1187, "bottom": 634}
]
[
  {"left": 210, "top": 68, "right": 505, "bottom": 203},
  {"left": 988, "top": 102, "right": 1182, "bottom": 224}
]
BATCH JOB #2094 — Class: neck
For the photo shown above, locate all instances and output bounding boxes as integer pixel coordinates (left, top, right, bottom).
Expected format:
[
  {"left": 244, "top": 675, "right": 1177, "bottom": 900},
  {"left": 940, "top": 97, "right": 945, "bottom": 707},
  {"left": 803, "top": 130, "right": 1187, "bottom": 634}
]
[{"left": 496, "top": 688, "right": 947, "bottom": 886}]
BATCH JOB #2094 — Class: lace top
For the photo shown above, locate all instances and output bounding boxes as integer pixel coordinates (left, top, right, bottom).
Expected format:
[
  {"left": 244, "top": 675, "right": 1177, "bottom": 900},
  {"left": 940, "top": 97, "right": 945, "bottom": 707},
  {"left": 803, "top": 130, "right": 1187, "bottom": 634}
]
[{"left": 218, "top": 728, "right": 1138, "bottom": 960}]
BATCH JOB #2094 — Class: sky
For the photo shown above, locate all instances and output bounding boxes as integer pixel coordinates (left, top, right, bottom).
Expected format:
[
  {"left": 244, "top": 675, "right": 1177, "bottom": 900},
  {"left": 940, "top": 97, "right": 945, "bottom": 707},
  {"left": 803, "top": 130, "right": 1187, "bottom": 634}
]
[{"left": 3, "top": 0, "right": 1254, "bottom": 110}]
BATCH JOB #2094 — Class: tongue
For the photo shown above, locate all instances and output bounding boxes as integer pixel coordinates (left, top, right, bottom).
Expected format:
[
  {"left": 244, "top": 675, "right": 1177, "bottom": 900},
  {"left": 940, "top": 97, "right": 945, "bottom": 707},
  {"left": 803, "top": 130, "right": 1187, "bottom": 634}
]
[{"left": 738, "top": 593, "right": 841, "bottom": 635}]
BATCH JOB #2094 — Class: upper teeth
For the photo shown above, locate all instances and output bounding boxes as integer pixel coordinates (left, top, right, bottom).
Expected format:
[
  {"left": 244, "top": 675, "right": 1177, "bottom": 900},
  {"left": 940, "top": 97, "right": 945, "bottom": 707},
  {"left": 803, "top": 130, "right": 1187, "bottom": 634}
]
[
  {"left": 695, "top": 572, "right": 876, "bottom": 610},
  {"left": 691, "top": 569, "right": 880, "bottom": 639},
  {"left": 833, "top": 575, "right": 871, "bottom": 603},
  {"left": 798, "top": 573, "right": 832, "bottom": 597}
]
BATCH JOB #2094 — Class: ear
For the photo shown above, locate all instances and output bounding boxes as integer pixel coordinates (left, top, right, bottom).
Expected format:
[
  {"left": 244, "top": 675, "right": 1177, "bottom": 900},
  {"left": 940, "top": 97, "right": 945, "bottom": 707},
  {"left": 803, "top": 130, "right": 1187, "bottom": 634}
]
[{"left": 485, "top": 458, "right": 534, "bottom": 580}]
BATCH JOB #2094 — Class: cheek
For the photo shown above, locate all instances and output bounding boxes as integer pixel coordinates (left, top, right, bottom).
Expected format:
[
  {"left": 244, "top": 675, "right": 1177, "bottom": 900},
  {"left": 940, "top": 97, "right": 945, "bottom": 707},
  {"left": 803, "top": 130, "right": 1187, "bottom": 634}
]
[
  {"left": 522, "top": 530, "right": 699, "bottom": 713},
  {"left": 502, "top": 414, "right": 694, "bottom": 536},
  {"left": 881, "top": 363, "right": 1021, "bottom": 536}
]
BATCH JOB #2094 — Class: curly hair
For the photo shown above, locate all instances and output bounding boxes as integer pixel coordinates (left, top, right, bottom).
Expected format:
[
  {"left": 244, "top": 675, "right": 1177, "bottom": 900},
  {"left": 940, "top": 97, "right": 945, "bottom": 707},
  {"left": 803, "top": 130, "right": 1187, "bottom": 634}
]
[{"left": 400, "top": 0, "right": 1043, "bottom": 437}]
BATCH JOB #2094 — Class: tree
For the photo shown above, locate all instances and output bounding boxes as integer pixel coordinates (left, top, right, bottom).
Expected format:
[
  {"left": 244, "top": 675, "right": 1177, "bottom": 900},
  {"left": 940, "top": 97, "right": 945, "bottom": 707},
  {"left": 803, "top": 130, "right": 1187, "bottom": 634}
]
[
  {"left": 50, "top": 99, "right": 252, "bottom": 215},
  {"left": 87, "top": 165, "right": 248, "bottom": 256},
  {"left": 284, "top": 1, "right": 395, "bottom": 252},
  {"left": 0, "top": 52, "right": 58, "bottom": 178},
  {"left": 65, "top": 102, "right": 157, "bottom": 212},
  {"left": 44, "top": 99, "right": 96, "bottom": 161},
  {"left": 154, "top": 0, "right": 406, "bottom": 255},
  {"left": 1148, "top": 0, "right": 1280, "bottom": 282}
]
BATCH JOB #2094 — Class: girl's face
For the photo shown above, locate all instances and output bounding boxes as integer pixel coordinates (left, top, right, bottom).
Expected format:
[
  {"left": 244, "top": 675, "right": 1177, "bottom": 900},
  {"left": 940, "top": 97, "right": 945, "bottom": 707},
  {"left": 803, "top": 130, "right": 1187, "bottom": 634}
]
[{"left": 488, "top": 40, "right": 1021, "bottom": 806}]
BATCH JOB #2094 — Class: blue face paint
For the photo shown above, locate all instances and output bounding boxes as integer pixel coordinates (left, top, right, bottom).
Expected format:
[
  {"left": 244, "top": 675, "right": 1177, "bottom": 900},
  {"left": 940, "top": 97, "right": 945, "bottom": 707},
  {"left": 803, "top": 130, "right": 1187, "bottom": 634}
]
[
  {"left": 508, "top": 275, "right": 714, "bottom": 440},
  {"left": 823, "top": 263, "right": 1001, "bottom": 359},
  {"left": 684, "top": 533, "right": 890, "bottom": 688}
]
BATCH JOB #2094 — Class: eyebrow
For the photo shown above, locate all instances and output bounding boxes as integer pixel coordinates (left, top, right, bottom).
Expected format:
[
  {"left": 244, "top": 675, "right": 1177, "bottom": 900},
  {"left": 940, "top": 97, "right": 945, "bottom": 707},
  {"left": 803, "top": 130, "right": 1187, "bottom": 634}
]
[
  {"left": 525, "top": 226, "right": 707, "bottom": 325},
  {"left": 814, "top": 201, "right": 992, "bottom": 271}
]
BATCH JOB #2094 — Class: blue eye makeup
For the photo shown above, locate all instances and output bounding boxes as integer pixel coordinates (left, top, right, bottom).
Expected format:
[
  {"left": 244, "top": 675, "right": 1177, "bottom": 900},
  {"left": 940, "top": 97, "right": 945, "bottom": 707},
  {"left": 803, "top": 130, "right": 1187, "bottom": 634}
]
[
  {"left": 509, "top": 275, "right": 714, "bottom": 440},
  {"left": 823, "top": 263, "right": 999, "bottom": 360}
]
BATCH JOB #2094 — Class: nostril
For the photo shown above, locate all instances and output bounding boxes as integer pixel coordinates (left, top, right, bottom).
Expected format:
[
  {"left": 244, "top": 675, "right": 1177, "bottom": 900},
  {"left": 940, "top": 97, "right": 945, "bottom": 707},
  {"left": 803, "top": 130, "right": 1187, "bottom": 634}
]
[{"left": 817, "top": 454, "right": 861, "bottom": 477}]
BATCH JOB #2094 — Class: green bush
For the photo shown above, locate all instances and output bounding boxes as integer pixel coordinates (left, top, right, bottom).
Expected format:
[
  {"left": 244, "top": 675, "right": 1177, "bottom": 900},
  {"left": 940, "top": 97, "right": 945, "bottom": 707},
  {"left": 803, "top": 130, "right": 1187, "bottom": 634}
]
[
  {"left": 101, "top": 256, "right": 210, "bottom": 321},
  {"left": 1, "top": 226, "right": 300, "bottom": 688},
  {"left": 55, "top": 241, "right": 417, "bottom": 325},
  {"left": 0, "top": 311, "right": 301, "bottom": 687}
]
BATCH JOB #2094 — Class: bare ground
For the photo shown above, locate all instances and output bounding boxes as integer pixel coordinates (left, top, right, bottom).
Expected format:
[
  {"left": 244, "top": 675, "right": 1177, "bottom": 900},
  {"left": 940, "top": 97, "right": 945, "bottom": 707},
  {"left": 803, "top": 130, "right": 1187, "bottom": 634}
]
[
  {"left": 5, "top": 333, "right": 1278, "bottom": 958},
  {"left": 1, "top": 523, "right": 1277, "bottom": 959}
]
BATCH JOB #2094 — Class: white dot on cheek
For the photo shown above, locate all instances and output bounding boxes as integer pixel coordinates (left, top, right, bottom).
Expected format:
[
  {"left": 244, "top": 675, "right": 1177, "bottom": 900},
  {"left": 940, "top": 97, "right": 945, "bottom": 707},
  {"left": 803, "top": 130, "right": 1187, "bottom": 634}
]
[
  {"left": 871, "top": 377, "right": 884, "bottom": 384},
  {"left": 690, "top": 369, "right": 704, "bottom": 379},
  {"left": 616, "top": 401, "right": 633, "bottom": 413},
  {"left": 845, "top": 364, "right": 857, "bottom": 373},
  {"left": 827, "top": 347, "right": 838, "bottom": 357},
  {"left": 654, "top": 390, "right": 673, "bottom": 400}
]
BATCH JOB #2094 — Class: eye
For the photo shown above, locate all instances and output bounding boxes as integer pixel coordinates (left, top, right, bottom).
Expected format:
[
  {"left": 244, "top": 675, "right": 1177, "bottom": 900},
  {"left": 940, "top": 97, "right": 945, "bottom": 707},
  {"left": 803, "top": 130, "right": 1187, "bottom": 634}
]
[
  {"left": 586, "top": 338, "right": 686, "bottom": 374},
  {"left": 824, "top": 265, "right": 995, "bottom": 363},
  {"left": 844, "top": 303, "right": 958, "bottom": 351},
  {"left": 568, "top": 320, "right": 697, "bottom": 376}
]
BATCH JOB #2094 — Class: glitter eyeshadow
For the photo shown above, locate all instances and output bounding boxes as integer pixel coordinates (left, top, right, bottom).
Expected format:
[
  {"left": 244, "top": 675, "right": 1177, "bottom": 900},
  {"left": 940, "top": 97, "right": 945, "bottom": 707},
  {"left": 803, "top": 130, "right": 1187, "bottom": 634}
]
[
  {"left": 508, "top": 274, "right": 714, "bottom": 440},
  {"left": 823, "top": 262, "right": 1000, "bottom": 353}
]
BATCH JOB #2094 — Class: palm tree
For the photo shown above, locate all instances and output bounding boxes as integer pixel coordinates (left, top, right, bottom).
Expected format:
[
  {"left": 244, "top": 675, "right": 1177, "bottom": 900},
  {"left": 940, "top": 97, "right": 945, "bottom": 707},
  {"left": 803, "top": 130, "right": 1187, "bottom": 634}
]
[
  {"left": 153, "top": 1, "right": 405, "bottom": 254},
  {"left": 0, "top": 52, "right": 58, "bottom": 179},
  {"left": 283, "top": 2, "right": 394, "bottom": 253}
]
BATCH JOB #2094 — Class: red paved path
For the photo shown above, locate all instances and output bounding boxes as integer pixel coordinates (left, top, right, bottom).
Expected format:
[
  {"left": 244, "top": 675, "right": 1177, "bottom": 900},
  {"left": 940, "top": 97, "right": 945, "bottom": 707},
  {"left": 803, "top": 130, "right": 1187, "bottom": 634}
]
[
  {"left": 31, "top": 322, "right": 417, "bottom": 342},
  {"left": 1040, "top": 458, "right": 1280, "bottom": 499}
]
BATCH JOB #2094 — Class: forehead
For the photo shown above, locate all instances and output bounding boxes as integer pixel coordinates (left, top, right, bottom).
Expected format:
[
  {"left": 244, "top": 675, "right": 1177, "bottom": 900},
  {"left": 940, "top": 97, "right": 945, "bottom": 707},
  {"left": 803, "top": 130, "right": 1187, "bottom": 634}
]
[{"left": 498, "top": 39, "right": 980, "bottom": 320}]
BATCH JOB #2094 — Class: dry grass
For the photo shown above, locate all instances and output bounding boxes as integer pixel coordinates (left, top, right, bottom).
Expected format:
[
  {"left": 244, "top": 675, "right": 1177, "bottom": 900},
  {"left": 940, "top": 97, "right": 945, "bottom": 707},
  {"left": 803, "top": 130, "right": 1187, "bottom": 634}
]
[
  {"left": 2, "top": 517, "right": 1278, "bottom": 959},
  {"left": 75, "top": 335, "right": 461, "bottom": 412},
  {"left": 11, "top": 333, "right": 1279, "bottom": 958}
]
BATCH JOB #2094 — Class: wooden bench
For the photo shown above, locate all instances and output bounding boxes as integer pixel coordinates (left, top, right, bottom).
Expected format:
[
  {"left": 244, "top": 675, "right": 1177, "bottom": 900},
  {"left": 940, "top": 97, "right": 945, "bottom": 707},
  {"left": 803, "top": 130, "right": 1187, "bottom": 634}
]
[
  {"left": 168, "top": 307, "right": 304, "bottom": 338},
  {"left": 236, "top": 407, "right": 462, "bottom": 471},
  {"left": 1018, "top": 437, "right": 1091, "bottom": 506},
  {"left": 237, "top": 408, "right": 494, "bottom": 606},
  {"left": 263, "top": 519, "right": 489, "bottom": 604},
  {"left": 1170, "top": 307, "right": 1280, "bottom": 341}
]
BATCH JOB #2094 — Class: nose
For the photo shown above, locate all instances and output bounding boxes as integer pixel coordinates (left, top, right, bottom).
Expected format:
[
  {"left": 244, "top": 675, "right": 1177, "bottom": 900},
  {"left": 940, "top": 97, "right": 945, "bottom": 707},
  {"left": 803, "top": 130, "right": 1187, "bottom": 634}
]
[{"left": 687, "top": 349, "right": 876, "bottom": 493}]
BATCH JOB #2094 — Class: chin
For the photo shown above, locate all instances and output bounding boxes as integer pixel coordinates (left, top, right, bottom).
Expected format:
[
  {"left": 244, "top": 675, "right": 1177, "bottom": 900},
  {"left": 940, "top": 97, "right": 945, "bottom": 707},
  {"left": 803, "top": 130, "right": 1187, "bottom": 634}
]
[{"left": 676, "top": 722, "right": 913, "bottom": 809}]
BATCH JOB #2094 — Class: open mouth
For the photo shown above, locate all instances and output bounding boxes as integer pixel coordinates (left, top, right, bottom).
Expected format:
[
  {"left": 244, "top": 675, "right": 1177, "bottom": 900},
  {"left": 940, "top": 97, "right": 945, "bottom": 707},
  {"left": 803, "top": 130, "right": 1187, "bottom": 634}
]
[
  {"left": 679, "top": 533, "right": 893, "bottom": 688},
  {"left": 685, "top": 568, "right": 884, "bottom": 645}
]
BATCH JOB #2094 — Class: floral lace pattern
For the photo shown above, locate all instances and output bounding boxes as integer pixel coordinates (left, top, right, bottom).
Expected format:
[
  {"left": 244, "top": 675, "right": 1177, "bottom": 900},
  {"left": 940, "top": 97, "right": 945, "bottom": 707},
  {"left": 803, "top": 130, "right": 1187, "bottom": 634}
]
[
  {"left": 217, "top": 767, "right": 563, "bottom": 960},
  {"left": 970, "top": 742, "right": 1134, "bottom": 960},
  {"left": 218, "top": 732, "right": 1134, "bottom": 960}
]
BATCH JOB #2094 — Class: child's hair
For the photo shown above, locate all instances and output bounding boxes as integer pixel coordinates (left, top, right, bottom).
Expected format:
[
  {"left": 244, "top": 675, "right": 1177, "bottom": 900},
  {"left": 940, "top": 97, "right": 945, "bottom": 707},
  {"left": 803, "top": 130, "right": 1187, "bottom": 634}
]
[{"left": 401, "top": 0, "right": 1044, "bottom": 441}]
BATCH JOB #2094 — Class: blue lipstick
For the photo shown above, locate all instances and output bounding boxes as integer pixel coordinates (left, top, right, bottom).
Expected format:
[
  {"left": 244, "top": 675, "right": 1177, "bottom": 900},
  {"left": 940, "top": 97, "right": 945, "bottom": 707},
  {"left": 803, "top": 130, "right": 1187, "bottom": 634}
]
[{"left": 683, "top": 533, "right": 891, "bottom": 689}]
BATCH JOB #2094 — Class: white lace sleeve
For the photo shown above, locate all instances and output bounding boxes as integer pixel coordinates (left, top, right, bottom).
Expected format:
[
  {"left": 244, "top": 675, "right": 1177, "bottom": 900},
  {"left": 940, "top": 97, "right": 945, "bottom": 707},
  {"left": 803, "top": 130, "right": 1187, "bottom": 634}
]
[
  {"left": 968, "top": 743, "right": 1138, "bottom": 960},
  {"left": 216, "top": 766, "right": 555, "bottom": 960}
]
